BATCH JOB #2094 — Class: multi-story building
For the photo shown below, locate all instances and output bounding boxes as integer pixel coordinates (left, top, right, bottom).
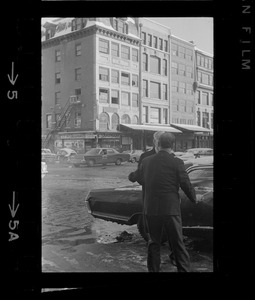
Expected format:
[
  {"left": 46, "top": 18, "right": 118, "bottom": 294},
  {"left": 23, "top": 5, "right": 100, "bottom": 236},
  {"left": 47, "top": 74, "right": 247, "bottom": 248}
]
[
  {"left": 42, "top": 17, "right": 213, "bottom": 153},
  {"left": 194, "top": 48, "right": 214, "bottom": 148}
]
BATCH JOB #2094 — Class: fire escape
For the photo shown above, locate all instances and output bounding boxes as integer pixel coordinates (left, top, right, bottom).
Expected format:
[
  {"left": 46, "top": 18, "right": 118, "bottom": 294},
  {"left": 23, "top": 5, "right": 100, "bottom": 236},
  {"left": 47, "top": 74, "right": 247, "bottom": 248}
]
[{"left": 43, "top": 95, "right": 81, "bottom": 149}]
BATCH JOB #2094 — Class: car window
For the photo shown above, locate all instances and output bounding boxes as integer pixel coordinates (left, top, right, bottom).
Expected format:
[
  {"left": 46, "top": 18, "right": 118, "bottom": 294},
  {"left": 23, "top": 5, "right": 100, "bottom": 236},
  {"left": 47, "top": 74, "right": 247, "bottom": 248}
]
[
  {"left": 85, "top": 149, "right": 101, "bottom": 155},
  {"left": 188, "top": 168, "right": 213, "bottom": 180},
  {"left": 107, "top": 149, "right": 114, "bottom": 154}
]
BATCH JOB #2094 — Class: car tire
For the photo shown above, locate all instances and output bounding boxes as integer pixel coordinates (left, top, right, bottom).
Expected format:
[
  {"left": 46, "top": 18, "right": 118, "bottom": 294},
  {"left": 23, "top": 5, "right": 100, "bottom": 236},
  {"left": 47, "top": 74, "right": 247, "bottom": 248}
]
[
  {"left": 137, "top": 215, "right": 168, "bottom": 244},
  {"left": 131, "top": 157, "right": 136, "bottom": 163},
  {"left": 115, "top": 158, "right": 122, "bottom": 166},
  {"left": 87, "top": 159, "right": 95, "bottom": 167}
]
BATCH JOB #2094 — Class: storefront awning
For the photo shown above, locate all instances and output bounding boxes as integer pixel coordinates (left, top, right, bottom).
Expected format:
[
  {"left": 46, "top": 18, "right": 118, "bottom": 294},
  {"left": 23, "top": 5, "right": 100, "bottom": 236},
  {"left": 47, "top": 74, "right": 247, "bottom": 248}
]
[
  {"left": 118, "top": 124, "right": 182, "bottom": 133},
  {"left": 170, "top": 123, "right": 212, "bottom": 133}
]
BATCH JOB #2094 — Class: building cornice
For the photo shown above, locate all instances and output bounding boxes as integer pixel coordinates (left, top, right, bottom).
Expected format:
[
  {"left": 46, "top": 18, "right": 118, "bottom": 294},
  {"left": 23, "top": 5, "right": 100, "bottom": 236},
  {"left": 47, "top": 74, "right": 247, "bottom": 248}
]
[{"left": 42, "top": 24, "right": 140, "bottom": 49}]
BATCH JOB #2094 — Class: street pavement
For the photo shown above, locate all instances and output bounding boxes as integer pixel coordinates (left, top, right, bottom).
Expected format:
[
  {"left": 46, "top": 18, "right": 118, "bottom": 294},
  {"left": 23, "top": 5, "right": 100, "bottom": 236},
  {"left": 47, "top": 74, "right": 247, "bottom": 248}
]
[{"left": 42, "top": 162, "right": 213, "bottom": 272}]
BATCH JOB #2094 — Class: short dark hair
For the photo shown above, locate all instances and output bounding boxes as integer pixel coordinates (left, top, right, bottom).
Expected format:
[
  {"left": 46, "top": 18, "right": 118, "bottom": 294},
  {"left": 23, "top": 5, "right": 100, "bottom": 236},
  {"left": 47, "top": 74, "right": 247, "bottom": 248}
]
[{"left": 158, "top": 132, "right": 175, "bottom": 149}]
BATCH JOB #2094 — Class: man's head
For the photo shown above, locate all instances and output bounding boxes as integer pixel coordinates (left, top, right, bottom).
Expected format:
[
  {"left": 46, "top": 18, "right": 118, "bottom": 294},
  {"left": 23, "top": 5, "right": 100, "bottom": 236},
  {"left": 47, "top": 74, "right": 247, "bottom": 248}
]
[
  {"left": 158, "top": 132, "right": 175, "bottom": 150},
  {"left": 153, "top": 131, "right": 165, "bottom": 152}
]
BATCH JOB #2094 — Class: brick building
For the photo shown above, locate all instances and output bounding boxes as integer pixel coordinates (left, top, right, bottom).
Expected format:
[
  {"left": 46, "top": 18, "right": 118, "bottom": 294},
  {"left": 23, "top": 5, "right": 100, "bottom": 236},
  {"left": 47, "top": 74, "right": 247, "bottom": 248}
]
[{"left": 42, "top": 17, "right": 213, "bottom": 153}]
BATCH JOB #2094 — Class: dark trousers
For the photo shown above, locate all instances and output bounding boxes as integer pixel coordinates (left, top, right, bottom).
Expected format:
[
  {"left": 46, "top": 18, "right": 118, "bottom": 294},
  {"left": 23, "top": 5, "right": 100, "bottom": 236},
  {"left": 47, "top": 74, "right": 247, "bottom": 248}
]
[{"left": 145, "top": 215, "right": 190, "bottom": 272}]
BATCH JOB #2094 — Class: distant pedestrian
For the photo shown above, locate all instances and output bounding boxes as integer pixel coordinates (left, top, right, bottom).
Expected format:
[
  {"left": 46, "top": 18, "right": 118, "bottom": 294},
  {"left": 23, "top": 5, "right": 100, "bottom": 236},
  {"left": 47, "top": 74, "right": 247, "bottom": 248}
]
[{"left": 138, "top": 132, "right": 197, "bottom": 272}]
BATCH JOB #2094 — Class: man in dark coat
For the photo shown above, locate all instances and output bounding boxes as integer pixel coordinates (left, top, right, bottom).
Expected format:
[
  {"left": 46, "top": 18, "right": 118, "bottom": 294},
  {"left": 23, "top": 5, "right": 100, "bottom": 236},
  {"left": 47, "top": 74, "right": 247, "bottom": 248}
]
[
  {"left": 138, "top": 132, "right": 197, "bottom": 272},
  {"left": 128, "top": 131, "right": 176, "bottom": 266}
]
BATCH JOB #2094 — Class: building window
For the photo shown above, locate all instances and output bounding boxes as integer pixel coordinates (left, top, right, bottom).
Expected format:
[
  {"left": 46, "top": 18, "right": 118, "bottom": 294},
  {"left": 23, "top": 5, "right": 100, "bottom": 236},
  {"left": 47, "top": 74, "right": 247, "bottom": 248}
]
[
  {"left": 113, "top": 19, "right": 118, "bottom": 31},
  {"left": 202, "top": 73, "right": 209, "bottom": 85},
  {"left": 186, "top": 49, "right": 193, "bottom": 61},
  {"left": 201, "top": 56, "right": 205, "bottom": 67},
  {"left": 111, "top": 113, "right": 119, "bottom": 130},
  {"left": 179, "top": 82, "right": 186, "bottom": 94},
  {"left": 197, "top": 55, "right": 201, "bottom": 66},
  {"left": 121, "top": 45, "right": 130, "bottom": 60},
  {"left": 132, "top": 115, "right": 139, "bottom": 124},
  {"left": 111, "top": 90, "right": 119, "bottom": 105},
  {"left": 178, "top": 63, "right": 185, "bottom": 76},
  {"left": 99, "top": 39, "right": 109, "bottom": 54},
  {"left": 150, "top": 107, "right": 161, "bottom": 124},
  {"left": 121, "top": 114, "right": 131, "bottom": 124},
  {"left": 163, "top": 84, "right": 168, "bottom": 100},
  {"left": 111, "top": 42, "right": 119, "bottom": 57},
  {"left": 143, "top": 106, "right": 149, "bottom": 123},
  {"left": 202, "top": 92, "right": 209, "bottom": 105},
  {"left": 186, "top": 66, "right": 193, "bottom": 78},
  {"left": 75, "top": 88, "right": 81, "bottom": 100},
  {"left": 164, "top": 40, "right": 168, "bottom": 52},
  {"left": 208, "top": 59, "right": 213, "bottom": 70},
  {"left": 197, "top": 71, "right": 202, "bottom": 83},
  {"left": 209, "top": 75, "right": 213, "bottom": 86},
  {"left": 132, "top": 48, "right": 139, "bottom": 62},
  {"left": 111, "top": 69, "right": 119, "bottom": 84},
  {"left": 172, "top": 43, "right": 177, "bottom": 56},
  {"left": 196, "top": 91, "right": 201, "bottom": 104},
  {"left": 171, "top": 62, "right": 178, "bottom": 74},
  {"left": 132, "top": 93, "right": 139, "bottom": 107},
  {"left": 55, "top": 72, "right": 61, "bottom": 84},
  {"left": 55, "top": 91, "right": 60, "bottom": 105},
  {"left": 172, "top": 80, "right": 178, "bottom": 92},
  {"left": 74, "top": 111, "right": 81, "bottom": 128},
  {"left": 163, "top": 108, "right": 168, "bottom": 124},
  {"left": 162, "top": 59, "right": 167, "bottom": 76},
  {"left": 75, "top": 43, "right": 82, "bottom": 56},
  {"left": 159, "top": 38, "right": 163, "bottom": 50},
  {"left": 178, "top": 46, "right": 185, "bottom": 58},
  {"left": 202, "top": 111, "right": 209, "bottom": 128},
  {"left": 46, "top": 114, "right": 52, "bottom": 129},
  {"left": 186, "top": 83, "right": 193, "bottom": 95},
  {"left": 99, "top": 112, "right": 110, "bottom": 131},
  {"left": 118, "top": 20, "right": 124, "bottom": 33},
  {"left": 143, "top": 80, "right": 148, "bottom": 97},
  {"left": 55, "top": 50, "right": 61, "bottom": 62},
  {"left": 150, "top": 81, "right": 161, "bottom": 99},
  {"left": 142, "top": 53, "right": 148, "bottom": 71},
  {"left": 211, "top": 94, "right": 214, "bottom": 106},
  {"left": 211, "top": 112, "right": 214, "bottom": 129},
  {"left": 121, "top": 72, "right": 130, "bottom": 85},
  {"left": 75, "top": 68, "right": 82, "bottom": 81},
  {"left": 99, "top": 88, "right": 109, "bottom": 103},
  {"left": 142, "top": 32, "right": 146, "bottom": 45},
  {"left": 150, "top": 56, "right": 161, "bottom": 74},
  {"left": 205, "top": 58, "right": 209, "bottom": 68},
  {"left": 55, "top": 113, "right": 61, "bottom": 124},
  {"left": 132, "top": 74, "right": 139, "bottom": 87},
  {"left": 99, "top": 67, "right": 109, "bottom": 82},
  {"left": 153, "top": 36, "right": 157, "bottom": 48},
  {"left": 121, "top": 91, "right": 130, "bottom": 106},
  {"left": 148, "top": 34, "right": 152, "bottom": 47}
]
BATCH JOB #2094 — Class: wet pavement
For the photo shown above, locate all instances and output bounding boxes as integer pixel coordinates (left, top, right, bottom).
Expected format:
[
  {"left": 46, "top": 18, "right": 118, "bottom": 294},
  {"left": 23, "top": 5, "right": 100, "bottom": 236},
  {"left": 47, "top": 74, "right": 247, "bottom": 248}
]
[{"left": 42, "top": 162, "right": 213, "bottom": 272}]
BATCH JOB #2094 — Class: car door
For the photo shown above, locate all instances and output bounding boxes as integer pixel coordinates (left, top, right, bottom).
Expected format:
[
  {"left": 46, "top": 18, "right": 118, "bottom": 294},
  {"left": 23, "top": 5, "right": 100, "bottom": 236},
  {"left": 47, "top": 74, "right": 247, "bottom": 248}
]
[
  {"left": 180, "top": 166, "right": 213, "bottom": 227},
  {"left": 97, "top": 149, "right": 107, "bottom": 164},
  {"left": 106, "top": 149, "right": 115, "bottom": 163}
]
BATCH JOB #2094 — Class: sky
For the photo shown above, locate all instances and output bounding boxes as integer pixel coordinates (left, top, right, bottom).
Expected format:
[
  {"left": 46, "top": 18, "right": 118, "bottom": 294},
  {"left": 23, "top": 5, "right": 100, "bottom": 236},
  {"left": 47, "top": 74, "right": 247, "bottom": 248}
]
[
  {"left": 42, "top": 17, "right": 213, "bottom": 55},
  {"left": 149, "top": 18, "right": 213, "bottom": 55}
]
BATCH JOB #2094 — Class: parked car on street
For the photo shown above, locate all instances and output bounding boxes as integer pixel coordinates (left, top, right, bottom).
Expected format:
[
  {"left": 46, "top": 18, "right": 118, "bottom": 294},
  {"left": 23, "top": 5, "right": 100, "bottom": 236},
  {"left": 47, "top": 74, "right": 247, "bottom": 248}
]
[
  {"left": 123, "top": 150, "right": 144, "bottom": 163},
  {"left": 56, "top": 148, "right": 78, "bottom": 162},
  {"left": 83, "top": 148, "right": 130, "bottom": 167},
  {"left": 86, "top": 163, "right": 213, "bottom": 242},
  {"left": 41, "top": 148, "right": 57, "bottom": 163}
]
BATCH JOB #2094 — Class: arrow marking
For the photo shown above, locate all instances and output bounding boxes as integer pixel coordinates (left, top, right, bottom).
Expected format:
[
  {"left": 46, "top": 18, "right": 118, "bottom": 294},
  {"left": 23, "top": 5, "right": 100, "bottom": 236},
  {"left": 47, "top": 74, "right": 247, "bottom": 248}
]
[
  {"left": 9, "top": 191, "right": 19, "bottom": 218},
  {"left": 7, "top": 62, "right": 18, "bottom": 85}
]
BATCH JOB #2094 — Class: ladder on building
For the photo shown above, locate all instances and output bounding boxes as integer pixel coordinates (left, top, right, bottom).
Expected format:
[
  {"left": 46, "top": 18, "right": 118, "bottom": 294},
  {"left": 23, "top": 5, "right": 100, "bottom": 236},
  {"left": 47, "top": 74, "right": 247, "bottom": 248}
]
[{"left": 43, "top": 95, "right": 81, "bottom": 149}]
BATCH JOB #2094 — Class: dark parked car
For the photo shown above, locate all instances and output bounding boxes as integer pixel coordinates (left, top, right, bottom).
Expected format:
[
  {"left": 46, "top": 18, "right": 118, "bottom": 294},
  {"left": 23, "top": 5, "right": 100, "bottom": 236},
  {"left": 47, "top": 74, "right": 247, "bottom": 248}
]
[
  {"left": 83, "top": 148, "right": 130, "bottom": 167},
  {"left": 86, "top": 164, "right": 213, "bottom": 242}
]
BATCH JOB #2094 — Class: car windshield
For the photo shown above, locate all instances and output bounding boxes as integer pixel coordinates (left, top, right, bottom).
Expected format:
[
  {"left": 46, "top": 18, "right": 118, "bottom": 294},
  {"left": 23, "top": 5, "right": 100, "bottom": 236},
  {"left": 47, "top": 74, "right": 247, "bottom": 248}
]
[{"left": 85, "top": 148, "right": 101, "bottom": 155}]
